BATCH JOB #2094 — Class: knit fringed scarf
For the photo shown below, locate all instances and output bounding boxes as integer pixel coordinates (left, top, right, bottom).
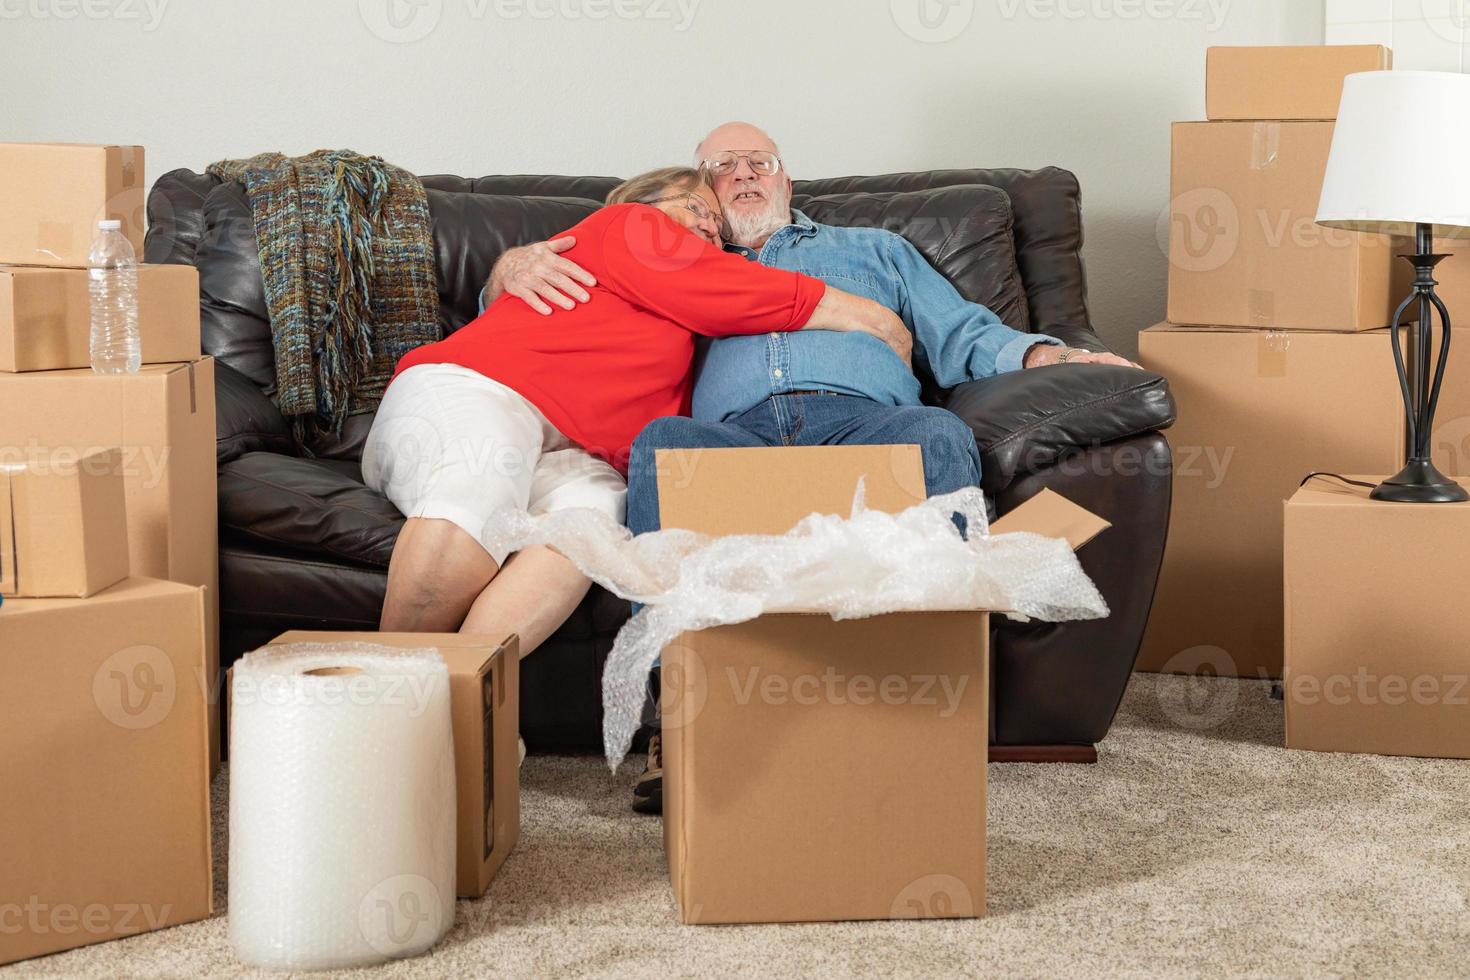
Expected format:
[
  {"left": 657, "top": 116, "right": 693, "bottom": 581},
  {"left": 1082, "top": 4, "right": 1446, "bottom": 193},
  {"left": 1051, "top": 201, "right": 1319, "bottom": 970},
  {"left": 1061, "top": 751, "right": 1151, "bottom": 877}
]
[{"left": 207, "top": 150, "right": 441, "bottom": 447}]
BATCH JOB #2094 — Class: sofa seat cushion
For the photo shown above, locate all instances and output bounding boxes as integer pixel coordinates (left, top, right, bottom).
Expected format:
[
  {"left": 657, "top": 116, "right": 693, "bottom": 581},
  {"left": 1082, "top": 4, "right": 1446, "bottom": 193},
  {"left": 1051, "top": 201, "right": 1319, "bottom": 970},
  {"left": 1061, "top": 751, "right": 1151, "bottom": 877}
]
[{"left": 219, "top": 452, "right": 405, "bottom": 568}]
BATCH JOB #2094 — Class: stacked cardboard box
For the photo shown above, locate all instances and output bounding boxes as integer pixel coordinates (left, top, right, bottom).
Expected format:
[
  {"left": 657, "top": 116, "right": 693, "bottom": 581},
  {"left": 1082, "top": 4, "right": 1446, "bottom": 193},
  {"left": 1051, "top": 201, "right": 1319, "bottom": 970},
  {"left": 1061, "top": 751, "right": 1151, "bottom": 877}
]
[
  {"left": 0, "top": 143, "right": 219, "bottom": 764},
  {"left": 0, "top": 143, "right": 217, "bottom": 966},
  {"left": 1283, "top": 475, "right": 1470, "bottom": 760},
  {"left": 1141, "top": 46, "right": 1412, "bottom": 679},
  {"left": 653, "top": 446, "right": 1108, "bottom": 924}
]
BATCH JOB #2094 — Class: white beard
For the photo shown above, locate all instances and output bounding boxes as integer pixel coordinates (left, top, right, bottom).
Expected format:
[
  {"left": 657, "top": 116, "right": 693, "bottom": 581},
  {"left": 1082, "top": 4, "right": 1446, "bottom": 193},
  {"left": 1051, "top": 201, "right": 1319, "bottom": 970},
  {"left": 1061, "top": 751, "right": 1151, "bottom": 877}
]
[{"left": 725, "top": 191, "right": 792, "bottom": 248}]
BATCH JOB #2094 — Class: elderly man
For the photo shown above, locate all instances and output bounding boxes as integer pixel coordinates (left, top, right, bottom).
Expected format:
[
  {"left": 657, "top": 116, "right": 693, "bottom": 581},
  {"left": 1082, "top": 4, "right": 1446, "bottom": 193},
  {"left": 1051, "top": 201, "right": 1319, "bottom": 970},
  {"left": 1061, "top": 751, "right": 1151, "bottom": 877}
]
[{"left": 486, "top": 122, "right": 1139, "bottom": 811}]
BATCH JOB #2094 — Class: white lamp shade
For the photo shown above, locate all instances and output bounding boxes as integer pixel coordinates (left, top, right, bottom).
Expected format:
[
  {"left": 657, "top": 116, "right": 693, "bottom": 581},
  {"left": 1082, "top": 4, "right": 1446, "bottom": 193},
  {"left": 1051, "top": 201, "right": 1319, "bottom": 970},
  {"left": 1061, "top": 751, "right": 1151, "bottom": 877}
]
[{"left": 1316, "top": 71, "right": 1470, "bottom": 239}]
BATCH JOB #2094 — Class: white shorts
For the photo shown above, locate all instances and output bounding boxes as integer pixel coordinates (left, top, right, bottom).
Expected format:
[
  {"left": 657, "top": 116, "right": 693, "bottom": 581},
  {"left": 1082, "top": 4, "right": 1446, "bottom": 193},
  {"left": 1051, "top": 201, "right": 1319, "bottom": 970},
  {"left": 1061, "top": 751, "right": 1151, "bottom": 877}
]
[{"left": 362, "top": 363, "right": 627, "bottom": 565}]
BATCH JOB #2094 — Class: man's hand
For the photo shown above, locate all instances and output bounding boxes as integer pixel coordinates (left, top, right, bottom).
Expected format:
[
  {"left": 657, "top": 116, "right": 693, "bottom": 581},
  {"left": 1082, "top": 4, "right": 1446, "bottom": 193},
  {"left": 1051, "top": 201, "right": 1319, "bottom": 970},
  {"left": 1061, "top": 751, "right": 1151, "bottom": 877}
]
[
  {"left": 486, "top": 237, "right": 597, "bottom": 315},
  {"left": 1024, "top": 343, "right": 1140, "bottom": 370}
]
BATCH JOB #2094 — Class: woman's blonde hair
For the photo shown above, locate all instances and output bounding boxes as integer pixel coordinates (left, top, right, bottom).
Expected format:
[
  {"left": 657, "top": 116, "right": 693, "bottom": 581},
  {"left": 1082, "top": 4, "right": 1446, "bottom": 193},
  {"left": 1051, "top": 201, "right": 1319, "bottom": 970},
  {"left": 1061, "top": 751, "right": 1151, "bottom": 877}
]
[{"left": 606, "top": 166, "right": 707, "bottom": 206}]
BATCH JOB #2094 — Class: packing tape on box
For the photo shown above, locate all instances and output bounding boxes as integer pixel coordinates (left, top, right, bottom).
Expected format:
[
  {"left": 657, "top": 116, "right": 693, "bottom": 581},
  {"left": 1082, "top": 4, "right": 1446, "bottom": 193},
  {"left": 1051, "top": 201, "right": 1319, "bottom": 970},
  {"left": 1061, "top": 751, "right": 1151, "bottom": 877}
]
[
  {"left": 228, "top": 643, "right": 457, "bottom": 972},
  {"left": 1258, "top": 329, "right": 1291, "bottom": 377},
  {"left": 1249, "top": 289, "right": 1276, "bottom": 330},
  {"left": 481, "top": 483, "right": 1109, "bottom": 768},
  {"left": 1250, "top": 121, "right": 1280, "bottom": 171}
]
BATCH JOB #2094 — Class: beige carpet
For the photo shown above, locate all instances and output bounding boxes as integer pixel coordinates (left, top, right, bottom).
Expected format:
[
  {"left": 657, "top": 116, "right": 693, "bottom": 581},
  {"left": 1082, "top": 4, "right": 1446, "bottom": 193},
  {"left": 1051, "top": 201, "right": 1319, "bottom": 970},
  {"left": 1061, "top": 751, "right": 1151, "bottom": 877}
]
[{"left": 6, "top": 674, "right": 1470, "bottom": 979}]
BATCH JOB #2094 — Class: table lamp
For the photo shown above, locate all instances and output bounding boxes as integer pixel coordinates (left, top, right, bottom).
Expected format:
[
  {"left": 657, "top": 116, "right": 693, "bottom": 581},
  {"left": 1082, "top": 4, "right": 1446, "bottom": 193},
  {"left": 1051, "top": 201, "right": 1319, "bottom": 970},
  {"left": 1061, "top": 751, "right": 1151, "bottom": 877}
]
[{"left": 1317, "top": 70, "right": 1470, "bottom": 503}]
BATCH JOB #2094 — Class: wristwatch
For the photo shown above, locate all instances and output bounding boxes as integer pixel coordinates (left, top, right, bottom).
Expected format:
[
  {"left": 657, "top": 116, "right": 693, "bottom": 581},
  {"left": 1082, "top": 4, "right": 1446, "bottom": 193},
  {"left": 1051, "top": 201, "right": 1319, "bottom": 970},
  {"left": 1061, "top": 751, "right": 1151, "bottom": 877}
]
[{"left": 1058, "top": 348, "right": 1090, "bottom": 365}]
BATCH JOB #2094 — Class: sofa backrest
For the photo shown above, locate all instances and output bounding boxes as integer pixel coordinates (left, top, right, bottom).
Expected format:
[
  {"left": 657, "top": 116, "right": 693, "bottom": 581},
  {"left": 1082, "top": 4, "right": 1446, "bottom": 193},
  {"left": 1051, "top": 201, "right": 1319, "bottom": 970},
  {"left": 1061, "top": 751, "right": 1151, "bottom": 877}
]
[{"left": 144, "top": 165, "right": 1095, "bottom": 459}]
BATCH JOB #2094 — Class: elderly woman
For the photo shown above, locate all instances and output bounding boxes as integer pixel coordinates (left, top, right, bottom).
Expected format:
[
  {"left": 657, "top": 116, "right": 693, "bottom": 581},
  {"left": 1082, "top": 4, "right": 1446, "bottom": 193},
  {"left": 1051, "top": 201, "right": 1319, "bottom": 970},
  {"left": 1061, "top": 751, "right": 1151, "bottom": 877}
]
[{"left": 362, "top": 166, "right": 909, "bottom": 659}]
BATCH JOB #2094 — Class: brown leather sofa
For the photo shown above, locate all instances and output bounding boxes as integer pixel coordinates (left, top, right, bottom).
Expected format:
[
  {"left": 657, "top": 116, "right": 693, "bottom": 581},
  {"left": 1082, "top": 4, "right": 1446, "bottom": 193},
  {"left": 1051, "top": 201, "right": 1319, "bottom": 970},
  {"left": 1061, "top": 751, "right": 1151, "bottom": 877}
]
[{"left": 144, "top": 166, "right": 1175, "bottom": 758}]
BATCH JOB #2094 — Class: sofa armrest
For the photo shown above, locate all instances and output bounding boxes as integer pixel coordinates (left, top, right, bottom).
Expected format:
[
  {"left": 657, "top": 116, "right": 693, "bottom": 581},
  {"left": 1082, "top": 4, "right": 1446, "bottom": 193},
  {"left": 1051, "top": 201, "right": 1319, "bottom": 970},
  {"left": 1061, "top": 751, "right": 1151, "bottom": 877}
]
[
  {"left": 946, "top": 364, "right": 1175, "bottom": 494},
  {"left": 1039, "top": 322, "right": 1110, "bottom": 353},
  {"left": 216, "top": 360, "right": 293, "bottom": 464}
]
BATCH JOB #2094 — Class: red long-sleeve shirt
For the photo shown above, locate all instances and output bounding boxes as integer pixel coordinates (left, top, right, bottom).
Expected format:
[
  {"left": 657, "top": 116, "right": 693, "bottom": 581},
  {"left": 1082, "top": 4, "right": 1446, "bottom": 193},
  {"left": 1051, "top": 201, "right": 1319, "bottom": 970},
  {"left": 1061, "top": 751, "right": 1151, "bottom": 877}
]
[{"left": 394, "top": 204, "right": 825, "bottom": 472}]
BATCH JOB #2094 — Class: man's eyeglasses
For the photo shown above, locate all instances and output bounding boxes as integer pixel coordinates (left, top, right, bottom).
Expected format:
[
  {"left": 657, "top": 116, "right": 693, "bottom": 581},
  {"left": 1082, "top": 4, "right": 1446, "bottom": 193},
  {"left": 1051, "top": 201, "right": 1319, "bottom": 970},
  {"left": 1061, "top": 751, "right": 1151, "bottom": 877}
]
[
  {"left": 647, "top": 192, "right": 725, "bottom": 228},
  {"left": 701, "top": 150, "right": 782, "bottom": 178}
]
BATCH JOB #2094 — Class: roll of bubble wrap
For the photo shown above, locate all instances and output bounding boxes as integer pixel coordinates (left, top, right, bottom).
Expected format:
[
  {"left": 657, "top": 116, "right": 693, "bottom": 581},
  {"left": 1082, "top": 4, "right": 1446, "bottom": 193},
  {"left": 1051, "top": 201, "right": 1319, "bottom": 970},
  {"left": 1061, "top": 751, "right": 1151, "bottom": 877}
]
[{"left": 228, "top": 643, "right": 457, "bottom": 971}]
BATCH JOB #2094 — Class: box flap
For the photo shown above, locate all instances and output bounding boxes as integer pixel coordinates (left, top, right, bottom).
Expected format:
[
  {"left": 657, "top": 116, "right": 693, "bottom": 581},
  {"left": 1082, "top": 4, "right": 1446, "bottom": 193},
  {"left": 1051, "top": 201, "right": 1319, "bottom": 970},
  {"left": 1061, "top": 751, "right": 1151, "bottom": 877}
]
[
  {"left": 656, "top": 445, "right": 927, "bottom": 536},
  {"left": 990, "top": 488, "right": 1110, "bottom": 552}
]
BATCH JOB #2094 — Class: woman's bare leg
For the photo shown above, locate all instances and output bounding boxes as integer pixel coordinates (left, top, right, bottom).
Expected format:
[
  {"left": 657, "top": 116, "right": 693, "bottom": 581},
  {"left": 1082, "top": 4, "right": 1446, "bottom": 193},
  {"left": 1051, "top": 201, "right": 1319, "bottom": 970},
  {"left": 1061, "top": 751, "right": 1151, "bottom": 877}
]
[
  {"left": 380, "top": 517, "right": 501, "bottom": 632},
  {"left": 459, "top": 545, "right": 591, "bottom": 657}
]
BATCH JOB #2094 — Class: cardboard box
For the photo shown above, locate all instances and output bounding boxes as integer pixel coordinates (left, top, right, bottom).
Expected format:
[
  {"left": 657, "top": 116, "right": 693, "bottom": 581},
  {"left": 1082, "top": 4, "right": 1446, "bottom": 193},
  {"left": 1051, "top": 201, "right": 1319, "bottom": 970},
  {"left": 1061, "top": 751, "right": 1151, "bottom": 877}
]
[
  {"left": 1206, "top": 45, "right": 1391, "bottom": 121},
  {"left": 1285, "top": 477, "right": 1470, "bottom": 759},
  {"left": 0, "top": 360, "right": 220, "bottom": 765},
  {"left": 1137, "top": 324, "right": 1405, "bottom": 678},
  {"left": 1, "top": 447, "right": 129, "bottom": 597},
  {"left": 0, "top": 143, "right": 145, "bottom": 268},
  {"left": 1167, "top": 121, "right": 1396, "bottom": 331},
  {"left": 655, "top": 445, "right": 1108, "bottom": 925},
  {"left": 0, "top": 577, "right": 213, "bottom": 966},
  {"left": 0, "top": 264, "right": 201, "bottom": 372},
  {"left": 266, "top": 630, "right": 521, "bottom": 900}
]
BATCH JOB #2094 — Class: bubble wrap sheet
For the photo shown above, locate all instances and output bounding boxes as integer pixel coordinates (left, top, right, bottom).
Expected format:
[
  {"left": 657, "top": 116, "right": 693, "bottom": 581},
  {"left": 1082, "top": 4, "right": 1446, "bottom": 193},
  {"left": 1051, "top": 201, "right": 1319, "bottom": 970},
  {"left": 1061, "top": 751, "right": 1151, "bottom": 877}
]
[
  {"left": 228, "top": 643, "right": 457, "bottom": 971},
  {"left": 484, "top": 484, "right": 1109, "bottom": 769}
]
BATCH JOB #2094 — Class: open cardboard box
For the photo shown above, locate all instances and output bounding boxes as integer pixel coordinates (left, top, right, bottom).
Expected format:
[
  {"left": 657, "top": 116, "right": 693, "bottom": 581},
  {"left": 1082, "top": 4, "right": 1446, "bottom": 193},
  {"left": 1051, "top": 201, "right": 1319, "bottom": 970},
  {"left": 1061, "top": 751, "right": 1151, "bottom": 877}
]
[
  {"left": 255, "top": 631, "right": 522, "bottom": 899},
  {"left": 653, "top": 445, "right": 1108, "bottom": 925}
]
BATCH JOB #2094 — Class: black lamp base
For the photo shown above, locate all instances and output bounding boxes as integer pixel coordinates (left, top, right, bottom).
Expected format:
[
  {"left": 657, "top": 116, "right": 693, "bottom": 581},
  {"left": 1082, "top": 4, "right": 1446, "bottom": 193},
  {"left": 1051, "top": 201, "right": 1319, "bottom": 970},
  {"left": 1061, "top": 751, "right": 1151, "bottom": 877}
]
[{"left": 1371, "top": 459, "right": 1470, "bottom": 503}]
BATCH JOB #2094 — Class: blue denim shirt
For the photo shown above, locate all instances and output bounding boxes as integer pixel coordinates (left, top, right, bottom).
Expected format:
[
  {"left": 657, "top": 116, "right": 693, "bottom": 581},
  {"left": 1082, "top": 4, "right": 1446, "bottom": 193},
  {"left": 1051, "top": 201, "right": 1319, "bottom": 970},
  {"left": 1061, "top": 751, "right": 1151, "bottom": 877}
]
[{"left": 691, "top": 209, "right": 1061, "bottom": 422}]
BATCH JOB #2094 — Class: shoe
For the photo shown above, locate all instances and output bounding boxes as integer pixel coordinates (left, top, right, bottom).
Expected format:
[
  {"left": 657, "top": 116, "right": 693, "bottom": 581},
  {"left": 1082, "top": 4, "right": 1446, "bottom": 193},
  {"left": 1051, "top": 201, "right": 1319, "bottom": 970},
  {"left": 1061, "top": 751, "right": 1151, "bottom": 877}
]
[
  {"left": 518, "top": 736, "right": 526, "bottom": 768},
  {"left": 632, "top": 733, "right": 662, "bottom": 815}
]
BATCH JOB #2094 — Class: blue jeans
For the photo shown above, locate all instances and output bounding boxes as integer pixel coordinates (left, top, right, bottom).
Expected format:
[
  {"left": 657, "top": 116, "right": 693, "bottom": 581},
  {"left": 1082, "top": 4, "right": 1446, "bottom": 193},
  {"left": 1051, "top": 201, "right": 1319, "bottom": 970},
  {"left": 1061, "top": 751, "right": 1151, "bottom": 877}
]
[{"left": 626, "top": 391, "right": 983, "bottom": 537}]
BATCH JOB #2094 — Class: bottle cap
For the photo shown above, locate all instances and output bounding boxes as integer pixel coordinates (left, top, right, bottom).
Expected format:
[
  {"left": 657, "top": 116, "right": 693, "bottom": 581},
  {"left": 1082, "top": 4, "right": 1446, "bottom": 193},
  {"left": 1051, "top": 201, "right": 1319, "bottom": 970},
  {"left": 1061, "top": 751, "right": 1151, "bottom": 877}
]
[{"left": 98, "top": 219, "right": 121, "bottom": 230}]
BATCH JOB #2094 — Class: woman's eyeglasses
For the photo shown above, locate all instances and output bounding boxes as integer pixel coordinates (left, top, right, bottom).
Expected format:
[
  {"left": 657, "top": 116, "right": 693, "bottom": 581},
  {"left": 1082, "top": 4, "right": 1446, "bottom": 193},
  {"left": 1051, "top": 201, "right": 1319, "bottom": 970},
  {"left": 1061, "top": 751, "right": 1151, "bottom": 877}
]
[
  {"left": 647, "top": 193, "right": 725, "bottom": 228},
  {"left": 701, "top": 150, "right": 782, "bottom": 178}
]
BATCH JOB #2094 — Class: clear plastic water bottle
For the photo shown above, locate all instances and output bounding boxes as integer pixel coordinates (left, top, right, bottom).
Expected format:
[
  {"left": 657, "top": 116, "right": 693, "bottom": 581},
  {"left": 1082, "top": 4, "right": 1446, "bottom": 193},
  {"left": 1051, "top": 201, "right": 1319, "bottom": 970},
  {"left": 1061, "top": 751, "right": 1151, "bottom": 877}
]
[{"left": 88, "top": 219, "right": 141, "bottom": 374}]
